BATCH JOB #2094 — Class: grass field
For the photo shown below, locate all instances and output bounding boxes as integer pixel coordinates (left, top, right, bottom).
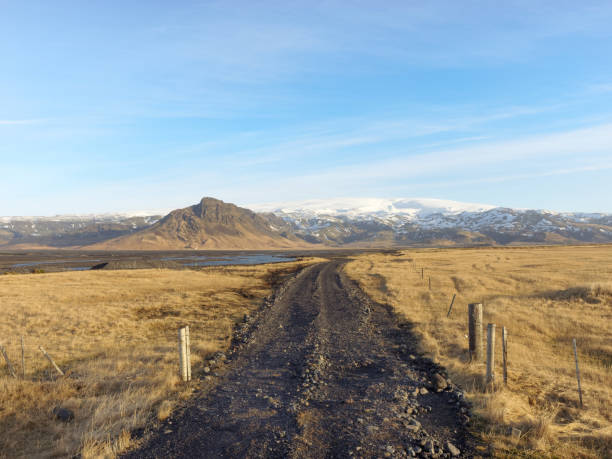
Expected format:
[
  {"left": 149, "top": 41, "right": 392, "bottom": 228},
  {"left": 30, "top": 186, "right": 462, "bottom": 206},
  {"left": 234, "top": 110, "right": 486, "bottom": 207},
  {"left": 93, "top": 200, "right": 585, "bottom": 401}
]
[
  {"left": 0, "top": 259, "right": 320, "bottom": 458},
  {"left": 345, "top": 245, "right": 612, "bottom": 458}
]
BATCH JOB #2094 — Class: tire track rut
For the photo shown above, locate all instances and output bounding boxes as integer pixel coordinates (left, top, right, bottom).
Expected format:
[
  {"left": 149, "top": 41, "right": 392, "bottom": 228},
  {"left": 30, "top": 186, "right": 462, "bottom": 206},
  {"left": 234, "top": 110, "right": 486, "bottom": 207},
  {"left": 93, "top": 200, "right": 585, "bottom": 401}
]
[{"left": 124, "top": 261, "right": 478, "bottom": 458}]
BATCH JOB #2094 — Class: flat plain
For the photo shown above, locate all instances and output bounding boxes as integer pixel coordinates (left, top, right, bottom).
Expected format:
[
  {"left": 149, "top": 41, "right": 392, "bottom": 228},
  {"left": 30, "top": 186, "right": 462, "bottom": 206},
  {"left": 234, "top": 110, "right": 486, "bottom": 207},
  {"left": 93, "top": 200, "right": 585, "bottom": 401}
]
[
  {"left": 345, "top": 245, "right": 612, "bottom": 458},
  {"left": 0, "top": 258, "right": 321, "bottom": 458},
  {"left": 1, "top": 245, "right": 610, "bottom": 458}
]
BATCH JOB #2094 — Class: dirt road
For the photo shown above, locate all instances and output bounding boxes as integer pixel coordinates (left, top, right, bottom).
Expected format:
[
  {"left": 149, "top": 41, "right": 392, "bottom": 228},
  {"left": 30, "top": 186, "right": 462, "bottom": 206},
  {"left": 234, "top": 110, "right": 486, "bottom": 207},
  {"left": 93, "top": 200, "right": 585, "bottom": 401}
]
[{"left": 124, "top": 261, "right": 477, "bottom": 458}]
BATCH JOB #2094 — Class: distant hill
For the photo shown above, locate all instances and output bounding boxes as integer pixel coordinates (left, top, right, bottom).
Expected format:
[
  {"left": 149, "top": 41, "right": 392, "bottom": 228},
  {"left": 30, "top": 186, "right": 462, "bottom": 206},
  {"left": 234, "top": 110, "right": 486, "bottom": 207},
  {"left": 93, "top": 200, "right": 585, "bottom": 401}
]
[
  {"left": 1, "top": 197, "right": 611, "bottom": 249},
  {"left": 0, "top": 214, "right": 162, "bottom": 249},
  {"left": 86, "top": 197, "right": 314, "bottom": 250}
]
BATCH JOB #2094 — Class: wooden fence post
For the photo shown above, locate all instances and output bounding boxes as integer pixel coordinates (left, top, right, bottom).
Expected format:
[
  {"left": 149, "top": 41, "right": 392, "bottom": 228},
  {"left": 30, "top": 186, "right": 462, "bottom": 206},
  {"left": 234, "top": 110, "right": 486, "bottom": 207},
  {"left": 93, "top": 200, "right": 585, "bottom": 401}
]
[
  {"left": 185, "top": 326, "right": 191, "bottom": 382},
  {"left": 573, "top": 338, "right": 583, "bottom": 408},
  {"left": 502, "top": 327, "right": 508, "bottom": 386},
  {"left": 178, "top": 327, "right": 187, "bottom": 382},
  {"left": 486, "top": 323, "right": 496, "bottom": 387},
  {"left": 446, "top": 294, "right": 457, "bottom": 318},
  {"left": 468, "top": 303, "right": 483, "bottom": 362},
  {"left": 421, "top": 267, "right": 424, "bottom": 280},
  {"left": 428, "top": 276, "right": 431, "bottom": 290},
  {"left": 38, "top": 346, "right": 64, "bottom": 376},
  {"left": 21, "top": 336, "right": 26, "bottom": 379},
  {"left": 0, "top": 345, "right": 17, "bottom": 378}
]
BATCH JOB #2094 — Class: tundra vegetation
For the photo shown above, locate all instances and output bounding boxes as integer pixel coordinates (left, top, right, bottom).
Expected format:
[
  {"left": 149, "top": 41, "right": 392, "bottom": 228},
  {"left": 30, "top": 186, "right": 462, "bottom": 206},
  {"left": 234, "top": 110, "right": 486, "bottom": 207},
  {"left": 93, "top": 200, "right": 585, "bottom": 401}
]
[
  {"left": 0, "top": 259, "right": 320, "bottom": 458},
  {"left": 345, "top": 245, "right": 612, "bottom": 458},
  {"left": 2, "top": 246, "right": 610, "bottom": 458}
]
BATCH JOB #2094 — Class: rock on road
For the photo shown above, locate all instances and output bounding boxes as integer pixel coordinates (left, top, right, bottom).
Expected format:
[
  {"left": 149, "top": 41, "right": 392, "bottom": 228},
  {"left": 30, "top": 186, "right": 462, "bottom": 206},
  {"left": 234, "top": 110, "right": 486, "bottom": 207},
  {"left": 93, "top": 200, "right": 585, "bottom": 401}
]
[{"left": 123, "top": 261, "right": 477, "bottom": 458}]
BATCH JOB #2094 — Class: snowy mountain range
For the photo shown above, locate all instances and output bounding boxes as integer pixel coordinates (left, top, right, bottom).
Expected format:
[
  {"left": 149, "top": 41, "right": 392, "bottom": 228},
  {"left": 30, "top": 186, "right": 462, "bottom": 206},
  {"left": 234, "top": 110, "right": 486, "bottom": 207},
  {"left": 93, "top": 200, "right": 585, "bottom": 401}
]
[
  {"left": 250, "top": 198, "right": 612, "bottom": 246},
  {"left": 251, "top": 198, "right": 495, "bottom": 221},
  {"left": 1, "top": 198, "right": 611, "bottom": 248}
]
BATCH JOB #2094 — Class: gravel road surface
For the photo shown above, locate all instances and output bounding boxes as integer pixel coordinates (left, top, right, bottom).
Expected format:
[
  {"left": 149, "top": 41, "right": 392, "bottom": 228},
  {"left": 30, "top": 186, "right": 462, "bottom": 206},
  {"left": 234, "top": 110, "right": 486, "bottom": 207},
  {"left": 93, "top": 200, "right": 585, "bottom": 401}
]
[{"left": 124, "top": 261, "right": 479, "bottom": 458}]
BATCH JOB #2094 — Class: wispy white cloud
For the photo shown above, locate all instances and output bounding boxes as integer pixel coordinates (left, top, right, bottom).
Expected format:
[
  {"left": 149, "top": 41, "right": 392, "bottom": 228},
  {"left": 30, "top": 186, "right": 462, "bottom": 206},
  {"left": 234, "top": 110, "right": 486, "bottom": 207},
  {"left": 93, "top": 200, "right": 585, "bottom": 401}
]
[
  {"left": 587, "top": 82, "right": 612, "bottom": 94},
  {"left": 140, "top": 1, "right": 612, "bottom": 89},
  {"left": 135, "top": 121, "right": 612, "bottom": 208},
  {"left": 264, "top": 122, "right": 612, "bottom": 188},
  {"left": 416, "top": 162, "right": 612, "bottom": 189},
  {"left": 222, "top": 2, "right": 612, "bottom": 71},
  {"left": 208, "top": 103, "right": 558, "bottom": 167},
  {"left": 0, "top": 119, "right": 43, "bottom": 125}
]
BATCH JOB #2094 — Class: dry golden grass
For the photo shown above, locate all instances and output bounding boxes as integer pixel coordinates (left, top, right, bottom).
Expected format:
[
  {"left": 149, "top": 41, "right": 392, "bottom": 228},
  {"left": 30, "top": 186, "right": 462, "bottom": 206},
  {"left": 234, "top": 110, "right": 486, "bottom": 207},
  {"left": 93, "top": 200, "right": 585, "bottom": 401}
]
[
  {"left": 345, "top": 245, "right": 612, "bottom": 458},
  {"left": 0, "top": 259, "right": 321, "bottom": 458}
]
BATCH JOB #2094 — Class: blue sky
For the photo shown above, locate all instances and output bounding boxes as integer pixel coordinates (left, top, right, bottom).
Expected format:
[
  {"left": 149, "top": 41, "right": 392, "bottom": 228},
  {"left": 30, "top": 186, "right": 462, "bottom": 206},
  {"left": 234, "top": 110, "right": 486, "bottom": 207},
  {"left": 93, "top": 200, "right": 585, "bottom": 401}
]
[{"left": 1, "top": 0, "right": 611, "bottom": 215}]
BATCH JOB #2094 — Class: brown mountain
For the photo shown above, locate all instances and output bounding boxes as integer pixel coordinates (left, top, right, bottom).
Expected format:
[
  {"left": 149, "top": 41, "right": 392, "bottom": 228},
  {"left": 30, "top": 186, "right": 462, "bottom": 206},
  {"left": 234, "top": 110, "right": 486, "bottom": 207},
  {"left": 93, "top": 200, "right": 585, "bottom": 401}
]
[{"left": 87, "top": 197, "right": 315, "bottom": 250}]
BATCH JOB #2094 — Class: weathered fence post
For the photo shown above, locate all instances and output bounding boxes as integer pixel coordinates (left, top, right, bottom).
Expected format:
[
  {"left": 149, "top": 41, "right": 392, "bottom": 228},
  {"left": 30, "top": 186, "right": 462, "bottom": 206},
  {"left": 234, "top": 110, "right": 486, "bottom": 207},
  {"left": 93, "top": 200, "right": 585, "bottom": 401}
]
[
  {"left": 178, "top": 326, "right": 191, "bottom": 382},
  {"left": 573, "top": 338, "right": 583, "bottom": 408},
  {"left": 502, "top": 327, "right": 508, "bottom": 386},
  {"left": 428, "top": 276, "right": 431, "bottom": 290},
  {"left": 446, "top": 294, "right": 457, "bottom": 318},
  {"left": 178, "top": 327, "right": 187, "bottom": 382},
  {"left": 0, "top": 345, "right": 17, "bottom": 378},
  {"left": 421, "top": 267, "right": 424, "bottom": 280},
  {"left": 185, "top": 326, "right": 192, "bottom": 382},
  {"left": 486, "top": 323, "right": 496, "bottom": 387},
  {"left": 468, "top": 303, "right": 483, "bottom": 362},
  {"left": 38, "top": 346, "right": 64, "bottom": 376}
]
